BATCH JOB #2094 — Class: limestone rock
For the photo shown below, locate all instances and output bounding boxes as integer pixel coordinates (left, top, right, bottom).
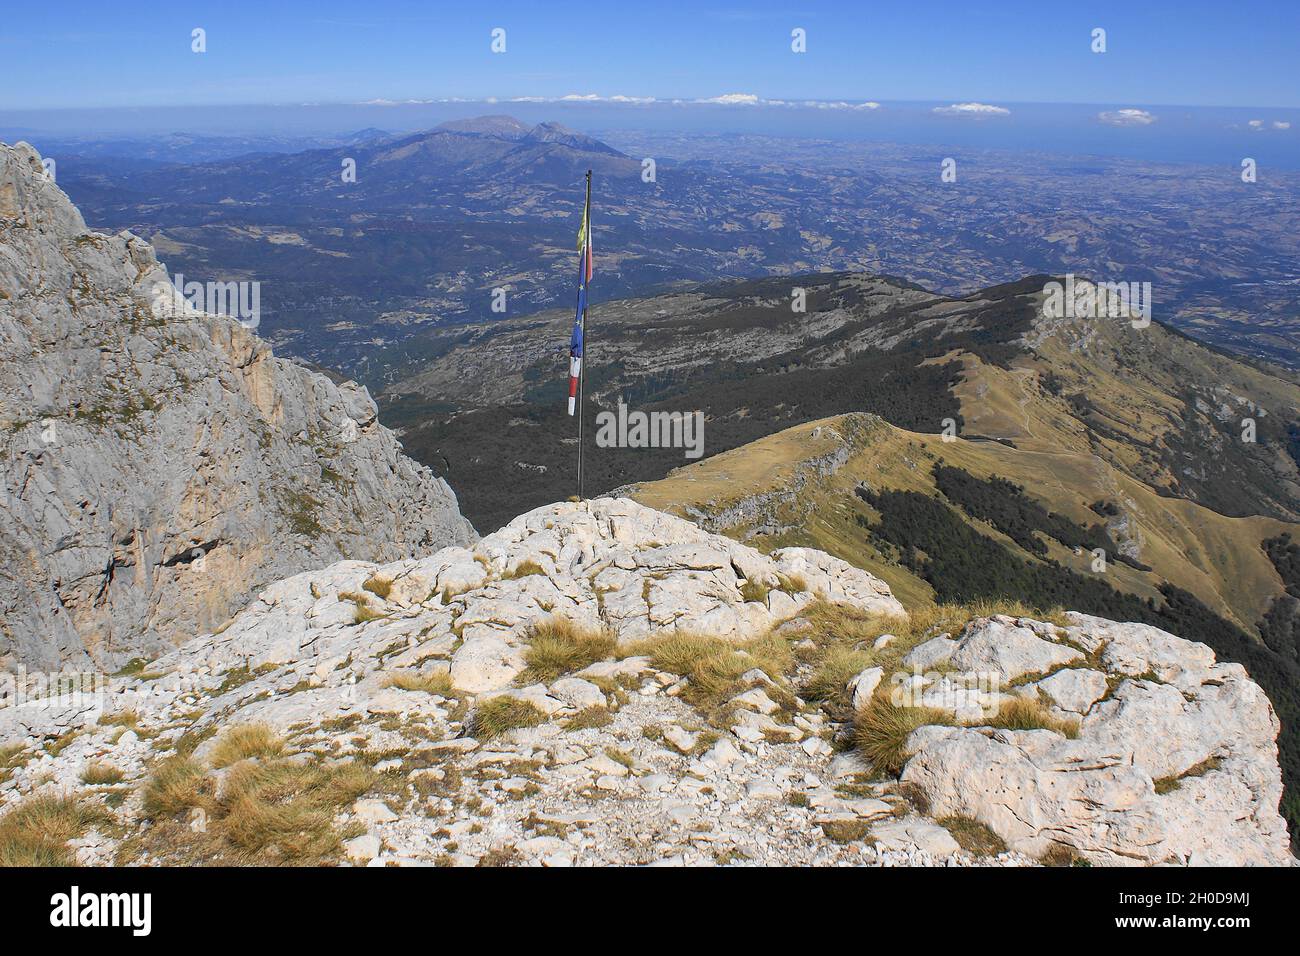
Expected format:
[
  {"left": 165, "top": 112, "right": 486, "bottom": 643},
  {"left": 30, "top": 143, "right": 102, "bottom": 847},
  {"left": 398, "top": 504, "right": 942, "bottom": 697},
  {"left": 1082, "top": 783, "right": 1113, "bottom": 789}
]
[
  {"left": 0, "top": 141, "right": 474, "bottom": 670},
  {"left": 900, "top": 615, "right": 1292, "bottom": 866},
  {"left": 946, "top": 618, "right": 1083, "bottom": 682},
  {"left": 343, "top": 834, "right": 381, "bottom": 863},
  {"left": 870, "top": 817, "right": 962, "bottom": 858},
  {"left": 848, "top": 666, "right": 884, "bottom": 710},
  {"left": 1023, "top": 667, "right": 1108, "bottom": 714},
  {"left": 548, "top": 677, "right": 606, "bottom": 711}
]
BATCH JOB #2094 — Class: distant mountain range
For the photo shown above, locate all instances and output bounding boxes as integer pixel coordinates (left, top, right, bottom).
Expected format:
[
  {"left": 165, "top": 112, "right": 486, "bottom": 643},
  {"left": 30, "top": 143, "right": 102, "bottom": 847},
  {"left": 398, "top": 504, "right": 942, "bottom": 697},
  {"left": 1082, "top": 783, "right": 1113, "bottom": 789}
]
[
  {"left": 43, "top": 116, "right": 1300, "bottom": 382},
  {"left": 7, "top": 127, "right": 396, "bottom": 164}
]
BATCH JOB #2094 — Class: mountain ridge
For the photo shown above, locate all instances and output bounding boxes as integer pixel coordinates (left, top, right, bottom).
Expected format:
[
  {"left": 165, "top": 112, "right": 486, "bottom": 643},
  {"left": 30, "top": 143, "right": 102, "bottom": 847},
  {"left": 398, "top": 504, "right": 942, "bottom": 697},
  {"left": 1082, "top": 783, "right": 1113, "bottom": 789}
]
[{"left": 383, "top": 267, "right": 1300, "bottom": 529}]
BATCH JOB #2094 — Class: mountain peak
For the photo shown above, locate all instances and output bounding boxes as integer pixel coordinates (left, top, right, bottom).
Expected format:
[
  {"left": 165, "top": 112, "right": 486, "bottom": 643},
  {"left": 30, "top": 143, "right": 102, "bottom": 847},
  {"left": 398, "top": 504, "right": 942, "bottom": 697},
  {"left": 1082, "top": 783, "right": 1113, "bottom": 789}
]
[
  {"left": 521, "top": 121, "right": 626, "bottom": 155},
  {"left": 435, "top": 114, "right": 529, "bottom": 138}
]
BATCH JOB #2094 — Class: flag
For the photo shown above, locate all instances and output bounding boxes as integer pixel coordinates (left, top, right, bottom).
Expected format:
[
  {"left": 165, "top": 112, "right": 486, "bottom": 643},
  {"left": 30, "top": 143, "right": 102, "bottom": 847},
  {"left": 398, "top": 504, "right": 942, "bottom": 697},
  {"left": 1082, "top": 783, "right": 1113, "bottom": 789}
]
[
  {"left": 567, "top": 186, "right": 593, "bottom": 415},
  {"left": 576, "top": 199, "right": 593, "bottom": 281}
]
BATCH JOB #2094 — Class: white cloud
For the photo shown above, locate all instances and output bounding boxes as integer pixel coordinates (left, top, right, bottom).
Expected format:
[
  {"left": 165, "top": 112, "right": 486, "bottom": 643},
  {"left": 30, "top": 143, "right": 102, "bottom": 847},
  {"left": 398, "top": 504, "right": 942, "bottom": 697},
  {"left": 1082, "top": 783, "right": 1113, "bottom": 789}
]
[
  {"left": 801, "top": 99, "right": 880, "bottom": 111},
  {"left": 932, "top": 102, "right": 1010, "bottom": 116},
  {"left": 693, "top": 94, "right": 879, "bottom": 109},
  {"left": 1098, "top": 108, "right": 1157, "bottom": 126},
  {"left": 361, "top": 98, "right": 437, "bottom": 106},
  {"left": 504, "top": 92, "right": 658, "bottom": 104},
  {"left": 1233, "top": 118, "right": 1291, "bottom": 131},
  {"left": 697, "top": 92, "right": 762, "bottom": 105},
  {"left": 377, "top": 93, "right": 877, "bottom": 111}
]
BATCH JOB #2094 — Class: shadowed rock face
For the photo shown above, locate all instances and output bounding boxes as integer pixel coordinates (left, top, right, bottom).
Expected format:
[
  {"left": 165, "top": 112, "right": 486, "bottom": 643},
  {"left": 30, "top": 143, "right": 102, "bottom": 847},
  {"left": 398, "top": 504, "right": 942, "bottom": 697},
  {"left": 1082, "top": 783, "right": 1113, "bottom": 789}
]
[{"left": 0, "top": 142, "right": 474, "bottom": 670}]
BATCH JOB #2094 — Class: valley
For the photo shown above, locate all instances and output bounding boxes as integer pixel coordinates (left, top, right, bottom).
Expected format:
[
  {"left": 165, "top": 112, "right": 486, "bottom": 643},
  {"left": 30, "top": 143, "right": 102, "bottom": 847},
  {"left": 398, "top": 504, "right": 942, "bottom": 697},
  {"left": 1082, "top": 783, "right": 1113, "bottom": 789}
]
[{"left": 43, "top": 117, "right": 1300, "bottom": 383}]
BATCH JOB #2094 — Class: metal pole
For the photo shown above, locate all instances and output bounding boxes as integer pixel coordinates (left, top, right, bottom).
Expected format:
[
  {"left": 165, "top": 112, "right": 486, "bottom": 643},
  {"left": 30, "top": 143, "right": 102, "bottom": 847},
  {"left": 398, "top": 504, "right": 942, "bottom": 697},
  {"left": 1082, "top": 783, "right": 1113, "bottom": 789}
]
[{"left": 577, "top": 169, "right": 591, "bottom": 500}]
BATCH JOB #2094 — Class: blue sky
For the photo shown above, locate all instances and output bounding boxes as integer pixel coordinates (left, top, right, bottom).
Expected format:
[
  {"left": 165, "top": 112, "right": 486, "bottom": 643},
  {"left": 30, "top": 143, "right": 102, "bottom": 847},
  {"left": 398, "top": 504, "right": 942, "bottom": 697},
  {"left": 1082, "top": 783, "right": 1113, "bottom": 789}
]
[{"left": 1, "top": 0, "right": 1297, "bottom": 111}]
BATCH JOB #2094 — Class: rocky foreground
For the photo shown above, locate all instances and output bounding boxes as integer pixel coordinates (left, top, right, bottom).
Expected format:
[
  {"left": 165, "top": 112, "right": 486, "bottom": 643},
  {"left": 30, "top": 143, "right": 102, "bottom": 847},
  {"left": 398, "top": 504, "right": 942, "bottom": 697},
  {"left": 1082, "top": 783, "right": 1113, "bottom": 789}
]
[{"left": 0, "top": 499, "right": 1292, "bottom": 867}]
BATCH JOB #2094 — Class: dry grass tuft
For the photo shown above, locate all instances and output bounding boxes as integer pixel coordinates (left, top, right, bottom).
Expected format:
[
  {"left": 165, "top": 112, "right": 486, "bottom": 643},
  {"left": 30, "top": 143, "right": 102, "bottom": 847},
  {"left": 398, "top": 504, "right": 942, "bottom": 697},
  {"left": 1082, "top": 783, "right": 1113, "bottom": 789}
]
[
  {"left": 362, "top": 576, "right": 394, "bottom": 600},
  {"left": 624, "top": 630, "right": 793, "bottom": 708},
  {"left": 476, "top": 844, "right": 521, "bottom": 867},
  {"left": 563, "top": 706, "right": 614, "bottom": 731},
  {"left": 132, "top": 750, "right": 377, "bottom": 865},
  {"left": 81, "top": 762, "right": 126, "bottom": 786},
  {"left": 1041, "top": 843, "right": 1092, "bottom": 867},
  {"left": 963, "top": 597, "right": 1071, "bottom": 629},
  {"left": 978, "top": 697, "right": 1079, "bottom": 738},
  {"left": 1154, "top": 755, "right": 1222, "bottom": 794},
  {"left": 798, "top": 599, "right": 1070, "bottom": 704},
  {"left": 519, "top": 618, "right": 616, "bottom": 683},
  {"left": 340, "top": 591, "right": 386, "bottom": 625},
  {"left": 796, "top": 602, "right": 906, "bottom": 710},
  {"left": 472, "top": 698, "right": 549, "bottom": 738},
  {"left": 97, "top": 709, "right": 141, "bottom": 728},
  {"left": 0, "top": 744, "right": 27, "bottom": 785},
  {"left": 503, "top": 559, "right": 546, "bottom": 580},
  {"left": 938, "top": 815, "right": 1007, "bottom": 856},
  {"left": 45, "top": 728, "right": 82, "bottom": 757},
  {"left": 853, "top": 697, "right": 954, "bottom": 777},
  {"left": 804, "top": 645, "right": 876, "bottom": 707},
  {"left": 0, "top": 795, "right": 111, "bottom": 866},
  {"left": 820, "top": 818, "right": 871, "bottom": 843},
  {"left": 142, "top": 755, "right": 212, "bottom": 818},
  {"left": 208, "top": 723, "right": 285, "bottom": 769},
  {"left": 775, "top": 573, "right": 806, "bottom": 595},
  {"left": 384, "top": 671, "right": 455, "bottom": 696},
  {"left": 353, "top": 604, "right": 386, "bottom": 625},
  {"left": 215, "top": 759, "right": 374, "bottom": 863}
]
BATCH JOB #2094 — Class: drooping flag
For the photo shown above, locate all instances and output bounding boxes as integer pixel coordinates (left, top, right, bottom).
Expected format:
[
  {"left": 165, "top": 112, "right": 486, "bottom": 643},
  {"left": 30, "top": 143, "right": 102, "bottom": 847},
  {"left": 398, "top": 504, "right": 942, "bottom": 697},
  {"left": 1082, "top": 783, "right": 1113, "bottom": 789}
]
[{"left": 567, "top": 185, "right": 593, "bottom": 415}]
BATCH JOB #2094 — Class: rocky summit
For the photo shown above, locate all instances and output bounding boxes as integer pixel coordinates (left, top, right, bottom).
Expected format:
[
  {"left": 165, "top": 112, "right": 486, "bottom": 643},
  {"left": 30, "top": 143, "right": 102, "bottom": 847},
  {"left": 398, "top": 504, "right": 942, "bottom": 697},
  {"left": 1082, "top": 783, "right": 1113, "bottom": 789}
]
[
  {"left": 0, "top": 498, "right": 1290, "bottom": 866},
  {"left": 0, "top": 142, "right": 474, "bottom": 670}
]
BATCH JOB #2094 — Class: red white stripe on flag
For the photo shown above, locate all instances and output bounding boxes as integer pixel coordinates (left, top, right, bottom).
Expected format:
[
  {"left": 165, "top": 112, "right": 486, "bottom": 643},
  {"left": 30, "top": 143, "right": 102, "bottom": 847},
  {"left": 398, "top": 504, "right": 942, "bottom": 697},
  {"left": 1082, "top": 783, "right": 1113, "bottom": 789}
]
[{"left": 567, "top": 355, "right": 582, "bottom": 415}]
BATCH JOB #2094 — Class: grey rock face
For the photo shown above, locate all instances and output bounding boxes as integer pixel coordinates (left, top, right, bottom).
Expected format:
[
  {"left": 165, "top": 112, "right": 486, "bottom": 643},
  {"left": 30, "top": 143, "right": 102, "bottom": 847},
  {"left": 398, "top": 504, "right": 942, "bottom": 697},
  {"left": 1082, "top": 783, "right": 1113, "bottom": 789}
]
[
  {"left": 900, "top": 612, "right": 1293, "bottom": 866},
  {"left": 0, "top": 142, "right": 474, "bottom": 669}
]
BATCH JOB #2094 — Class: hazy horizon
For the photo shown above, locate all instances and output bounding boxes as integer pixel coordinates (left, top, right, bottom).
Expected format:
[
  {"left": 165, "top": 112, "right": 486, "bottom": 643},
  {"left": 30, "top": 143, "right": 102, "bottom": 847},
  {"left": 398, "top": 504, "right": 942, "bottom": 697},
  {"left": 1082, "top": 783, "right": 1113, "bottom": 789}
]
[{"left": 6, "top": 98, "right": 1298, "bottom": 170}]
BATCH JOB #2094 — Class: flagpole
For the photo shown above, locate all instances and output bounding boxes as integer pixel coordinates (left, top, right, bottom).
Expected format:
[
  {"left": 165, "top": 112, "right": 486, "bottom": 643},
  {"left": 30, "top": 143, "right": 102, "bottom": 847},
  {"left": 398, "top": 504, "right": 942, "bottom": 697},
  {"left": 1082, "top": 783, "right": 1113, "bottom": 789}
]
[{"left": 577, "top": 168, "right": 591, "bottom": 501}]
